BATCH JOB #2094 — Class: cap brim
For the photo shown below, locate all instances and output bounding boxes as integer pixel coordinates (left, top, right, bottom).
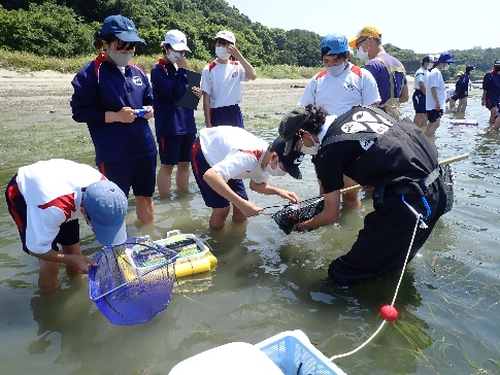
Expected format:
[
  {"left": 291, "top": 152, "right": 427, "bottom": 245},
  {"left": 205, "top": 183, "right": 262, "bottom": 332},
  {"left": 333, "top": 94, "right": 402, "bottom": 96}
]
[
  {"left": 115, "top": 31, "right": 146, "bottom": 44},
  {"left": 348, "top": 37, "right": 359, "bottom": 48},
  {"left": 171, "top": 42, "right": 191, "bottom": 52},
  {"left": 93, "top": 219, "right": 127, "bottom": 246},
  {"left": 285, "top": 163, "right": 302, "bottom": 179}
]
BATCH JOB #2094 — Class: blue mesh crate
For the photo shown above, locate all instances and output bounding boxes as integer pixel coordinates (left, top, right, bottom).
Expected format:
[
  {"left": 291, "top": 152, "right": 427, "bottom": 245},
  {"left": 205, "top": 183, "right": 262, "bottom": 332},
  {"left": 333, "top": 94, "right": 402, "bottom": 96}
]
[
  {"left": 256, "top": 330, "right": 348, "bottom": 375},
  {"left": 89, "top": 238, "right": 176, "bottom": 326}
]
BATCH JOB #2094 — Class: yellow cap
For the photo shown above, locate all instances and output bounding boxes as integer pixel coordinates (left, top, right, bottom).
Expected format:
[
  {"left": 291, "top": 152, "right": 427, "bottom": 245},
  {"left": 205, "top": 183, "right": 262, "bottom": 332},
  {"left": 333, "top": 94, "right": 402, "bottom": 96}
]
[{"left": 348, "top": 25, "right": 382, "bottom": 48}]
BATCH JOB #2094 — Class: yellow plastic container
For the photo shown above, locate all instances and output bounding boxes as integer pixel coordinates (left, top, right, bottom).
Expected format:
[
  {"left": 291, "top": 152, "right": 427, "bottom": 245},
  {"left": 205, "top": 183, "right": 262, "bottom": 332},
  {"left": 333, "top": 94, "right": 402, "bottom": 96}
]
[{"left": 156, "top": 230, "right": 217, "bottom": 278}]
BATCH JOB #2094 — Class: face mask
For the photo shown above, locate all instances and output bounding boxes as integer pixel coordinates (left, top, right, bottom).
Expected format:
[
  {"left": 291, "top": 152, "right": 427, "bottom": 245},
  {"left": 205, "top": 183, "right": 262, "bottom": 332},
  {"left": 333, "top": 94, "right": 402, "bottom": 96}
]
[
  {"left": 356, "top": 46, "right": 370, "bottom": 61},
  {"left": 443, "top": 64, "right": 450, "bottom": 71},
  {"left": 299, "top": 131, "right": 320, "bottom": 155},
  {"left": 107, "top": 48, "right": 133, "bottom": 67},
  {"left": 300, "top": 144, "right": 319, "bottom": 156},
  {"left": 325, "top": 62, "right": 347, "bottom": 77},
  {"left": 167, "top": 50, "right": 182, "bottom": 63},
  {"left": 265, "top": 163, "right": 287, "bottom": 177},
  {"left": 216, "top": 46, "right": 231, "bottom": 60}
]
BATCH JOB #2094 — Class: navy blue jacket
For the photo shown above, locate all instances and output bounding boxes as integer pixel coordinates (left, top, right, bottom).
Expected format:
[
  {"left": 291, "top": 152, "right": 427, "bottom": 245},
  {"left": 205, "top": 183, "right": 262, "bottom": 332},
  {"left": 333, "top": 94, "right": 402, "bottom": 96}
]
[
  {"left": 71, "top": 52, "right": 157, "bottom": 164},
  {"left": 150, "top": 59, "right": 196, "bottom": 138}
]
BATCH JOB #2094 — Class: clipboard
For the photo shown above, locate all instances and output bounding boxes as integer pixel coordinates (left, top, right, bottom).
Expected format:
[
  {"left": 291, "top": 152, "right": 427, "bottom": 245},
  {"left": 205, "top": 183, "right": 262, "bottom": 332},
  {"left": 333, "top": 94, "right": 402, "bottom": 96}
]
[{"left": 175, "top": 70, "right": 201, "bottom": 110}]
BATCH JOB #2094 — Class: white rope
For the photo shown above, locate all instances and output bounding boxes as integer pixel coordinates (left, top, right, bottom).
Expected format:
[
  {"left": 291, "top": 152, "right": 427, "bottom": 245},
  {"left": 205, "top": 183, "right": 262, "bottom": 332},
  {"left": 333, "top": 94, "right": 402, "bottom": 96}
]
[{"left": 329, "top": 204, "right": 424, "bottom": 361}]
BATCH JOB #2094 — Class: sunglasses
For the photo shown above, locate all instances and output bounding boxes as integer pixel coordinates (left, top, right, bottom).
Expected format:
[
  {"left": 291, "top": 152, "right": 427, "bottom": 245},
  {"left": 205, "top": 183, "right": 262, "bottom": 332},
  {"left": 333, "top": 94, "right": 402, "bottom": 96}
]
[
  {"left": 355, "top": 37, "right": 368, "bottom": 48},
  {"left": 116, "top": 41, "right": 137, "bottom": 51}
]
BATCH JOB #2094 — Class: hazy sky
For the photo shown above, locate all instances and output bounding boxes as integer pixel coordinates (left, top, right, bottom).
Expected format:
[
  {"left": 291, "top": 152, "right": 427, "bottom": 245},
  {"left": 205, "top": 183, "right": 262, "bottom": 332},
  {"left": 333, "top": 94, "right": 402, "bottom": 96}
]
[{"left": 225, "top": 0, "right": 495, "bottom": 54}]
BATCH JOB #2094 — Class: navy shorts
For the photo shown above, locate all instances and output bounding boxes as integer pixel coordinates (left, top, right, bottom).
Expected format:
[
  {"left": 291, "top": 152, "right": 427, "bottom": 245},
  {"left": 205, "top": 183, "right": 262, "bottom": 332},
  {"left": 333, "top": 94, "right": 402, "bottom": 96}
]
[
  {"left": 190, "top": 139, "right": 248, "bottom": 208},
  {"left": 211, "top": 104, "right": 244, "bottom": 128},
  {"left": 426, "top": 109, "right": 443, "bottom": 123},
  {"left": 98, "top": 155, "right": 157, "bottom": 197},
  {"left": 451, "top": 90, "right": 467, "bottom": 101},
  {"left": 412, "top": 90, "right": 426, "bottom": 113},
  {"left": 158, "top": 134, "right": 196, "bottom": 165},
  {"left": 5, "top": 175, "right": 80, "bottom": 254}
]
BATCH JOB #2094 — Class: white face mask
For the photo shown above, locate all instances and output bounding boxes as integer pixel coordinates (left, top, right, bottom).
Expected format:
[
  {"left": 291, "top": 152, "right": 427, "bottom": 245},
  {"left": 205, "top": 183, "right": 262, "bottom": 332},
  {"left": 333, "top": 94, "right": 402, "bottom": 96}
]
[
  {"left": 167, "top": 50, "right": 182, "bottom": 63},
  {"left": 443, "top": 64, "right": 450, "bottom": 71},
  {"left": 265, "top": 163, "right": 287, "bottom": 177},
  {"left": 299, "top": 131, "right": 320, "bottom": 155},
  {"left": 216, "top": 46, "right": 231, "bottom": 60},
  {"left": 107, "top": 48, "right": 133, "bottom": 67},
  {"left": 356, "top": 46, "right": 370, "bottom": 61},
  {"left": 325, "top": 62, "right": 347, "bottom": 77}
]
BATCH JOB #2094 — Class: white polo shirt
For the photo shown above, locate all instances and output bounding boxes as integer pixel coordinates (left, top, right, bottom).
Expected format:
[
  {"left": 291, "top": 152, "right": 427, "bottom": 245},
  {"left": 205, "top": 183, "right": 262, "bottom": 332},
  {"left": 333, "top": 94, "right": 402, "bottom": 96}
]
[
  {"left": 199, "top": 126, "right": 270, "bottom": 184},
  {"left": 16, "top": 159, "right": 104, "bottom": 254},
  {"left": 201, "top": 60, "right": 247, "bottom": 108},
  {"left": 425, "top": 69, "right": 446, "bottom": 110},
  {"left": 300, "top": 63, "right": 380, "bottom": 116}
]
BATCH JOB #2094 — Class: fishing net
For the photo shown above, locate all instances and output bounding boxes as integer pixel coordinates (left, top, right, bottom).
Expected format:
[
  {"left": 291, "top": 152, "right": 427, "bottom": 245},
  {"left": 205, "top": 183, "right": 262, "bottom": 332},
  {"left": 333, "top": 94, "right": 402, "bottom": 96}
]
[
  {"left": 89, "top": 237, "right": 177, "bottom": 326},
  {"left": 272, "top": 197, "right": 324, "bottom": 235},
  {"left": 442, "top": 164, "right": 454, "bottom": 213}
]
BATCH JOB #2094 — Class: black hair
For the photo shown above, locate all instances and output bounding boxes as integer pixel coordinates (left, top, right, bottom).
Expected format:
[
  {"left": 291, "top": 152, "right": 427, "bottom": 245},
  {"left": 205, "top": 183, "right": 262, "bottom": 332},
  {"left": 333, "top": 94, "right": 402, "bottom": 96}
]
[
  {"left": 93, "top": 30, "right": 135, "bottom": 50},
  {"left": 290, "top": 105, "right": 328, "bottom": 145},
  {"left": 214, "top": 38, "right": 233, "bottom": 46},
  {"left": 321, "top": 46, "right": 348, "bottom": 59},
  {"left": 93, "top": 30, "right": 117, "bottom": 49}
]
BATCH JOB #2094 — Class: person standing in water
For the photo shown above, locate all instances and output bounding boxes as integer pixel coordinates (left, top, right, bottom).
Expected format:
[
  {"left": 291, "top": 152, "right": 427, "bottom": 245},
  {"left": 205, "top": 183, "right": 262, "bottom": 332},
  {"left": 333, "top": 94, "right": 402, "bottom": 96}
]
[
  {"left": 71, "top": 15, "right": 156, "bottom": 225},
  {"left": 201, "top": 30, "right": 257, "bottom": 128},
  {"left": 151, "top": 29, "right": 201, "bottom": 197}
]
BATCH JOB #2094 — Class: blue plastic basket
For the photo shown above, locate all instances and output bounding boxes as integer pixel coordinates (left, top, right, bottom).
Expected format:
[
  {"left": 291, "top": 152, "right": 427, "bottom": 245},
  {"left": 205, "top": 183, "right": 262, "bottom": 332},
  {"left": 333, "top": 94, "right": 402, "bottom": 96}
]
[
  {"left": 256, "top": 330, "right": 348, "bottom": 375},
  {"left": 89, "top": 238, "right": 177, "bottom": 326}
]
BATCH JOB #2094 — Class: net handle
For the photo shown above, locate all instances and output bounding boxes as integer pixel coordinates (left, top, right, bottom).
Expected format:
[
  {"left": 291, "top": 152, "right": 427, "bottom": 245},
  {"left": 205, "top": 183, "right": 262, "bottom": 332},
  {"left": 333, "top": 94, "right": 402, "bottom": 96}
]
[
  {"left": 262, "top": 154, "right": 468, "bottom": 211},
  {"left": 339, "top": 153, "right": 469, "bottom": 194}
]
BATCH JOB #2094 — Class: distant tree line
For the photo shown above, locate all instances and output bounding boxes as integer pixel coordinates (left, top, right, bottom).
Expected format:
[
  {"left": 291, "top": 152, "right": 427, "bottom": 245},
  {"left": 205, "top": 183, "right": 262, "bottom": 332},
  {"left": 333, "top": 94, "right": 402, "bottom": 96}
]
[{"left": 1, "top": 0, "right": 499, "bottom": 80}]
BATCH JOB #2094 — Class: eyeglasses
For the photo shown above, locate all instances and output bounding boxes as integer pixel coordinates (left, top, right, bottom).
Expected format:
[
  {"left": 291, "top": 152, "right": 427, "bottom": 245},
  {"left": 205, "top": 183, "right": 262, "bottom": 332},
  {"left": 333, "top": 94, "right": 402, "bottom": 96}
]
[{"left": 355, "top": 37, "right": 368, "bottom": 49}]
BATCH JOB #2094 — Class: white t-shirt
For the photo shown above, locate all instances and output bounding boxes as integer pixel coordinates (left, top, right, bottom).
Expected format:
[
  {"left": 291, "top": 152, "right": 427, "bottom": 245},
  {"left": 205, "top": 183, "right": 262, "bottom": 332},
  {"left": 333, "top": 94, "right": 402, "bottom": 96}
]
[
  {"left": 425, "top": 68, "right": 446, "bottom": 110},
  {"left": 201, "top": 60, "right": 247, "bottom": 108},
  {"left": 16, "top": 159, "right": 104, "bottom": 254},
  {"left": 299, "top": 63, "right": 380, "bottom": 116},
  {"left": 199, "top": 126, "right": 270, "bottom": 184},
  {"left": 414, "top": 66, "right": 427, "bottom": 91}
]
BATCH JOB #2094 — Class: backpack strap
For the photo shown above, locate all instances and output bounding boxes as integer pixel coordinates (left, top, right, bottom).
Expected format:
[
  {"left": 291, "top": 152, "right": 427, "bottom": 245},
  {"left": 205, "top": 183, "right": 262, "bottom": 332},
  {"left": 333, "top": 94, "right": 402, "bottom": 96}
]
[{"left": 375, "top": 56, "right": 406, "bottom": 99}]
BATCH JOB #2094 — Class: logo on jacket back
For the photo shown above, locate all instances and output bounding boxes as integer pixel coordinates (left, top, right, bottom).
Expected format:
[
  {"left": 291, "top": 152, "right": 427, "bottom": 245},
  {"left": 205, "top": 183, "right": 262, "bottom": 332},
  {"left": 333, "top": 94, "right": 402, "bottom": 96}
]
[{"left": 132, "top": 76, "right": 143, "bottom": 86}]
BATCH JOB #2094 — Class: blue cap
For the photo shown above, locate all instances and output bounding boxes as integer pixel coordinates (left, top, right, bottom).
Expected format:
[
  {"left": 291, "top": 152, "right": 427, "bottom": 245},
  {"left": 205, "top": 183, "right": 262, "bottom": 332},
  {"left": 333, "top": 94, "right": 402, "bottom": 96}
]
[
  {"left": 82, "top": 180, "right": 128, "bottom": 246},
  {"left": 101, "top": 15, "right": 145, "bottom": 44},
  {"left": 320, "top": 33, "right": 349, "bottom": 55},
  {"left": 436, "top": 52, "right": 454, "bottom": 65}
]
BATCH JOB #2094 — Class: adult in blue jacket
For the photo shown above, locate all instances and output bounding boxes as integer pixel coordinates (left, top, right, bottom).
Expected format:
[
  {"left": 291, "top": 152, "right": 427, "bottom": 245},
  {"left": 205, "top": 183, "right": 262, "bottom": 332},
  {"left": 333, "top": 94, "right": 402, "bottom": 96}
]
[
  {"left": 151, "top": 29, "right": 201, "bottom": 197},
  {"left": 71, "top": 15, "right": 157, "bottom": 224}
]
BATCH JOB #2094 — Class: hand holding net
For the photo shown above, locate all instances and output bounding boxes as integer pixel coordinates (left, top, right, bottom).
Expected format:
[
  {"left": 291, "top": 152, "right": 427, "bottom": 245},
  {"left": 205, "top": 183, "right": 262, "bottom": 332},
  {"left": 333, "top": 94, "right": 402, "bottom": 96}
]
[{"left": 271, "top": 197, "right": 324, "bottom": 234}]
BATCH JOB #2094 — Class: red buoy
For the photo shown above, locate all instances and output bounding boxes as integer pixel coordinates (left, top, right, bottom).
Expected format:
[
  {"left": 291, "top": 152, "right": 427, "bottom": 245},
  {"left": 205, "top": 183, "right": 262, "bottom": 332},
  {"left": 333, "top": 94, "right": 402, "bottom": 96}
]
[{"left": 380, "top": 305, "right": 398, "bottom": 322}]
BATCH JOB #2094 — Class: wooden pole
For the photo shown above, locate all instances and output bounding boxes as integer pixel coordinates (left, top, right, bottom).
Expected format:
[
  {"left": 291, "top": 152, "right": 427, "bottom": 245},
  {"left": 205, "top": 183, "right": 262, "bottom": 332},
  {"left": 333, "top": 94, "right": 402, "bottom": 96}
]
[{"left": 340, "top": 153, "right": 469, "bottom": 194}]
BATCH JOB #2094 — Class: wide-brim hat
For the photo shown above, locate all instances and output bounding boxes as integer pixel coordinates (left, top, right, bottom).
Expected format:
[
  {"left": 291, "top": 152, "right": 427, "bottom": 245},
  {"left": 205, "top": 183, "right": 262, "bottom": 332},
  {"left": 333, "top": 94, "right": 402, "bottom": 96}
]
[{"left": 278, "top": 106, "right": 309, "bottom": 156}]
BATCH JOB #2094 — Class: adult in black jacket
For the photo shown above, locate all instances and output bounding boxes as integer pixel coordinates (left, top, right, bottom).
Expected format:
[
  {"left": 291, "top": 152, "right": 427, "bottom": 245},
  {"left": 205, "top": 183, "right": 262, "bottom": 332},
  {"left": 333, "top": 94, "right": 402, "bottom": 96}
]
[{"left": 278, "top": 105, "right": 447, "bottom": 286}]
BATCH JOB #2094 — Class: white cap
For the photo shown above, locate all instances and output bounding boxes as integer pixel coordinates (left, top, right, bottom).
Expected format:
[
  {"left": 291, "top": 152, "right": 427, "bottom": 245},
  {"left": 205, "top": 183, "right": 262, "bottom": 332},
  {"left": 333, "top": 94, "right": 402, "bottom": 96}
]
[
  {"left": 162, "top": 29, "right": 191, "bottom": 52},
  {"left": 215, "top": 30, "right": 236, "bottom": 45}
]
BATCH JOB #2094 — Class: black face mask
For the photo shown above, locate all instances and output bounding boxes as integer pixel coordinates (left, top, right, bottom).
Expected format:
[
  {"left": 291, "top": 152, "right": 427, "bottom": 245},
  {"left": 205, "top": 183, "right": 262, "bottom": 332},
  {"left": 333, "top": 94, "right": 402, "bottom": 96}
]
[{"left": 494, "top": 67, "right": 500, "bottom": 73}]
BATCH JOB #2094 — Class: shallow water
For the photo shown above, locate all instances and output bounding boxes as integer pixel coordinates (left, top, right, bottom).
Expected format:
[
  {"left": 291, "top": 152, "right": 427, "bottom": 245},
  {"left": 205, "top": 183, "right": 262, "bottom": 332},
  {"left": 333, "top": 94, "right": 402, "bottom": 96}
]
[{"left": 0, "top": 82, "right": 499, "bottom": 374}]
